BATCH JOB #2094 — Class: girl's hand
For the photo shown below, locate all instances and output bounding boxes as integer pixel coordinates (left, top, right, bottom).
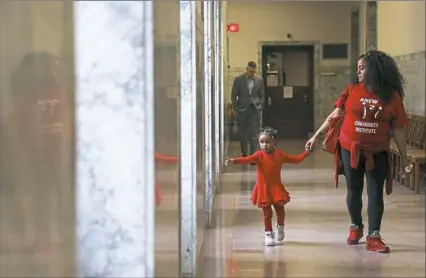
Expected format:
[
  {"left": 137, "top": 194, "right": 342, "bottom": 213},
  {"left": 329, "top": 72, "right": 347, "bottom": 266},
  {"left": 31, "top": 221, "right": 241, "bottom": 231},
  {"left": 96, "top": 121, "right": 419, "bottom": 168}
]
[{"left": 224, "top": 157, "right": 234, "bottom": 166}]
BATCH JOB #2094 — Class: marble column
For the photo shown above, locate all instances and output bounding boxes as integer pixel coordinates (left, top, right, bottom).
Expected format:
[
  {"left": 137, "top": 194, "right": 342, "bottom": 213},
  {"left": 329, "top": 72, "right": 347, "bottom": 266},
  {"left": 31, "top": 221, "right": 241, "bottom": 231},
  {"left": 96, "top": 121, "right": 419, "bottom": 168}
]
[
  {"left": 74, "top": 2, "right": 155, "bottom": 277},
  {"left": 219, "top": 2, "right": 225, "bottom": 175},
  {"left": 213, "top": 1, "right": 221, "bottom": 190},
  {"left": 366, "top": 1, "right": 377, "bottom": 51},
  {"left": 153, "top": 1, "right": 180, "bottom": 276},
  {"left": 179, "top": 1, "right": 198, "bottom": 277},
  {"left": 350, "top": 9, "right": 360, "bottom": 75},
  {"left": 203, "top": 1, "right": 214, "bottom": 223}
]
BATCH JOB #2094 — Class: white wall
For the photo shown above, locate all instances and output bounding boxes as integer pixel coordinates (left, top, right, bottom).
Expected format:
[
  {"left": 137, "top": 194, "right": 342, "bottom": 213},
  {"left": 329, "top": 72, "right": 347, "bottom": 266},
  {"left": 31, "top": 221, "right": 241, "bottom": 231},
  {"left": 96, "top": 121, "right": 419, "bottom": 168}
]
[
  {"left": 227, "top": 1, "right": 358, "bottom": 67},
  {"left": 377, "top": 1, "right": 425, "bottom": 56}
]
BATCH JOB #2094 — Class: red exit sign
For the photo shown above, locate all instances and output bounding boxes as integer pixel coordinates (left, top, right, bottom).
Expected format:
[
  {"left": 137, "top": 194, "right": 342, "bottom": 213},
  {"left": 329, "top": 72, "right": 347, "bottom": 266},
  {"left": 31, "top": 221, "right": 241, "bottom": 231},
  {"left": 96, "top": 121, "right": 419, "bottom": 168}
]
[{"left": 227, "top": 23, "right": 239, "bottom": 33}]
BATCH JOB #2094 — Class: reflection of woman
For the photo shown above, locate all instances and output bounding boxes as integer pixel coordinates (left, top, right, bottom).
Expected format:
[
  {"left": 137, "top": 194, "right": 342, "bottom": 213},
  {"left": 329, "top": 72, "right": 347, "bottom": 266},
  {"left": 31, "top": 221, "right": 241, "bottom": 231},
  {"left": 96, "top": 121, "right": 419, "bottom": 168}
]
[
  {"left": 6, "top": 52, "right": 64, "bottom": 250},
  {"left": 305, "top": 51, "right": 410, "bottom": 253},
  {"left": 155, "top": 152, "right": 178, "bottom": 205}
]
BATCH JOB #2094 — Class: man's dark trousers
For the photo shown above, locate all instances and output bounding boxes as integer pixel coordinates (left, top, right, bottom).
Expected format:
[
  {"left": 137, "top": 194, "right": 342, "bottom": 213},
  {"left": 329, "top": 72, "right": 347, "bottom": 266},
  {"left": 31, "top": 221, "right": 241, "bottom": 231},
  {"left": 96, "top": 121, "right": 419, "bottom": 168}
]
[{"left": 236, "top": 105, "right": 260, "bottom": 156}]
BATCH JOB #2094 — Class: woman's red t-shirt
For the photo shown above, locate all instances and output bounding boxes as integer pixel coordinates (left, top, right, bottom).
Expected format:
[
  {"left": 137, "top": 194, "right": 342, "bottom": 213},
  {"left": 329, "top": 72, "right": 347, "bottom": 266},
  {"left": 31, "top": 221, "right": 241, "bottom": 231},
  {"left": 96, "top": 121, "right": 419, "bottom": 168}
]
[{"left": 334, "top": 83, "right": 408, "bottom": 151}]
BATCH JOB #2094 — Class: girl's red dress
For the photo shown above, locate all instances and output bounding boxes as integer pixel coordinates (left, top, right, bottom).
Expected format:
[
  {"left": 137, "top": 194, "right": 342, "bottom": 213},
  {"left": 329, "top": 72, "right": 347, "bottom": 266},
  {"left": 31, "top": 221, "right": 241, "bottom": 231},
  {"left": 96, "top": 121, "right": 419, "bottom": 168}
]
[
  {"left": 233, "top": 150, "right": 309, "bottom": 207},
  {"left": 155, "top": 152, "right": 178, "bottom": 205}
]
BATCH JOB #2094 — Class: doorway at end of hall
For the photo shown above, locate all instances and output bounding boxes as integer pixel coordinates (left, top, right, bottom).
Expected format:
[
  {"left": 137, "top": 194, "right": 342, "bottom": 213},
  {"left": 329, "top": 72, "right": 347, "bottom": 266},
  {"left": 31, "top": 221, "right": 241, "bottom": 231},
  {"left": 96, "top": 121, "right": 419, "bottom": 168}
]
[{"left": 261, "top": 45, "right": 315, "bottom": 139}]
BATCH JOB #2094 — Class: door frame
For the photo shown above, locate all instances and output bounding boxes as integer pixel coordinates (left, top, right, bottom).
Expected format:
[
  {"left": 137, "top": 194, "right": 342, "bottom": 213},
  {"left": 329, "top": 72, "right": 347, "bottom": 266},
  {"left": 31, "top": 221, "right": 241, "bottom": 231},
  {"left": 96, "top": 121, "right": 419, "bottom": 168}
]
[{"left": 257, "top": 41, "right": 321, "bottom": 132}]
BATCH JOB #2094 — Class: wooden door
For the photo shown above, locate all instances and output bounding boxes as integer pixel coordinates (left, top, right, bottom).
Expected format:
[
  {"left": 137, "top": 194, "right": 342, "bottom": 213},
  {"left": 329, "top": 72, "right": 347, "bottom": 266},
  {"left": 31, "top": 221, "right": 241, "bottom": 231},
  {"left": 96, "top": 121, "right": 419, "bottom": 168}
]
[{"left": 262, "top": 46, "right": 314, "bottom": 139}]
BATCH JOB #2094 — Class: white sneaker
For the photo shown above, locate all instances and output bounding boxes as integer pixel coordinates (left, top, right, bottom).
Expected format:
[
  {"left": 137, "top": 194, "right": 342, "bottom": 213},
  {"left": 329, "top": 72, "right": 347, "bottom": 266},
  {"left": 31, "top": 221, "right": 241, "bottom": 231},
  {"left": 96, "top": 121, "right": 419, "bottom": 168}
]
[
  {"left": 276, "top": 225, "right": 285, "bottom": 242},
  {"left": 264, "top": 232, "right": 275, "bottom": 246}
]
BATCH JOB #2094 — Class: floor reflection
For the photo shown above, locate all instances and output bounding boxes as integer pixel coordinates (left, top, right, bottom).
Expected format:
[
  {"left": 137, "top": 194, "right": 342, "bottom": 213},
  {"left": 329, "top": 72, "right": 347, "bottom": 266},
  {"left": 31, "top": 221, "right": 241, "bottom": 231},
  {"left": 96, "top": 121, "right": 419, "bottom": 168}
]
[{"left": 198, "top": 140, "right": 426, "bottom": 278}]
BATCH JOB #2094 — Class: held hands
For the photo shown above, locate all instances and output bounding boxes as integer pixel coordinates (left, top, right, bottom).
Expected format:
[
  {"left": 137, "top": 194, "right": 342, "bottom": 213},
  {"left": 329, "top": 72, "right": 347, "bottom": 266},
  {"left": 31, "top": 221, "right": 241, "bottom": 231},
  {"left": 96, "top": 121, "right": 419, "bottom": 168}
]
[
  {"left": 305, "top": 136, "right": 317, "bottom": 152},
  {"left": 224, "top": 157, "right": 234, "bottom": 166}
]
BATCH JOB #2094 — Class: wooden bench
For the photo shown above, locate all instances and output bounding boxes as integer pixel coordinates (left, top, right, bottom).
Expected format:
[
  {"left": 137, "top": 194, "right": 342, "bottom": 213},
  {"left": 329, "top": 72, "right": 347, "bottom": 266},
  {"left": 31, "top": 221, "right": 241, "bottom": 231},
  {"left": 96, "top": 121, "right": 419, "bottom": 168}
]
[{"left": 390, "top": 114, "right": 426, "bottom": 193}]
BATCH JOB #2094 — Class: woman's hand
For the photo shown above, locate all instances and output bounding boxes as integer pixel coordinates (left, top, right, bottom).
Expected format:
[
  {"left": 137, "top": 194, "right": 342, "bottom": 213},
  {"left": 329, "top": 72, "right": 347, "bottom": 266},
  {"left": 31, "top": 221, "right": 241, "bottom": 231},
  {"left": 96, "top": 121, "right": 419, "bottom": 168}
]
[
  {"left": 398, "top": 157, "right": 413, "bottom": 180},
  {"left": 392, "top": 127, "right": 413, "bottom": 176},
  {"left": 401, "top": 158, "right": 413, "bottom": 174},
  {"left": 305, "top": 136, "right": 317, "bottom": 151},
  {"left": 304, "top": 108, "right": 340, "bottom": 152},
  {"left": 405, "top": 164, "right": 413, "bottom": 173},
  {"left": 224, "top": 157, "right": 234, "bottom": 166}
]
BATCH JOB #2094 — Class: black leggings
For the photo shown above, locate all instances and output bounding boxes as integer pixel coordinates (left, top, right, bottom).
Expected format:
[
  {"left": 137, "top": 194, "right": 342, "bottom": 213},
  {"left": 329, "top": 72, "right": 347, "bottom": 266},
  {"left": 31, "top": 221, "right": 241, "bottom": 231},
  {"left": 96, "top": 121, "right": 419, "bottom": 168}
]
[{"left": 340, "top": 148, "right": 388, "bottom": 235}]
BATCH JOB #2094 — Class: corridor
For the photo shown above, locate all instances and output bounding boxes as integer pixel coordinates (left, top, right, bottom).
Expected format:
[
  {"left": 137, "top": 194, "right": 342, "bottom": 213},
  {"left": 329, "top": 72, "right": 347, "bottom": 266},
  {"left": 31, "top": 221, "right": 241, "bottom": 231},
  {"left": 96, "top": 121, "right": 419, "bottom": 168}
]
[
  {"left": 199, "top": 141, "right": 425, "bottom": 277},
  {"left": 0, "top": 1, "right": 425, "bottom": 276}
]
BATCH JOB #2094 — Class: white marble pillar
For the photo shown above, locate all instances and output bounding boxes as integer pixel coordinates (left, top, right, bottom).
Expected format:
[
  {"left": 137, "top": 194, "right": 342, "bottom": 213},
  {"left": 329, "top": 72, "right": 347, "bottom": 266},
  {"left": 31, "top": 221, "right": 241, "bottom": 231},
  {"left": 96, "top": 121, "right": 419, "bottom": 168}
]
[
  {"left": 179, "top": 1, "right": 198, "bottom": 277},
  {"left": 366, "top": 1, "right": 377, "bottom": 51},
  {"left": 213, "top": 1, "right": 221, "bottom": 189},
  {"left": 203, "top": 1, "right": 214, "bottom": 222},
  {"left": 219, "top": 2, "right": 225, "bottom": 173},
  {"left": 74, "top": 2, "right": 155, "bottom": 277}
]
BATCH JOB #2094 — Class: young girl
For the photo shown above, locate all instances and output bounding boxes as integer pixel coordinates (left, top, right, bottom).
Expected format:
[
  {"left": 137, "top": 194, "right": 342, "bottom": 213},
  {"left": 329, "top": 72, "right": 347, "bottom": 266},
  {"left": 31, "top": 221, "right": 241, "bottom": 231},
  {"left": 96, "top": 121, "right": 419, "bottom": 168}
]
[
  {"left": 155, "top": 152, "right": 178, "bottom": 205},
  {"left": 225, "top": 127, "right": 312, "bottom": 246}
]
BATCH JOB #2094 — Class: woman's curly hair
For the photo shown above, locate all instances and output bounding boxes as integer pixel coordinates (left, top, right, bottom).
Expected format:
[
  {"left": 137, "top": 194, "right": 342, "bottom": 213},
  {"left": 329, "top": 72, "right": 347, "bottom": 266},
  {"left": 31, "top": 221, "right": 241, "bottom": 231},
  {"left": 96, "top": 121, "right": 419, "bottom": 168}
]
[{"left": 351, "top": 50, "right": 405, "bottom": 102}]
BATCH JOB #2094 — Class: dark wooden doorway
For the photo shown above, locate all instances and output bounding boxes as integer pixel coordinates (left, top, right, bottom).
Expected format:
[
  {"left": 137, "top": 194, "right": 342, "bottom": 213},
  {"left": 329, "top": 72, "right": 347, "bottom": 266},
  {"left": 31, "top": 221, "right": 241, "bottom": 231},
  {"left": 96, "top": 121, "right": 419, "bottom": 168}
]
[{"left": 262, "top": 45, "right": 314, "bottom": 139}]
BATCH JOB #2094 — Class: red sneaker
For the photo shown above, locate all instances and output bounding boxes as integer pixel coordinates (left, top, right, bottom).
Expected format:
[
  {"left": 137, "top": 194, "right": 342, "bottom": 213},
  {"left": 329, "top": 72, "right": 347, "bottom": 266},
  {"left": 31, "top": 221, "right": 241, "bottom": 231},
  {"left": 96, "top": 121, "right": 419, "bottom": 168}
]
[
  {"left": 366, "top": 233, "right": 390, "bottom": 253},
  {"left": 347, "top": 224, "right": 364, "bottom": 245}
]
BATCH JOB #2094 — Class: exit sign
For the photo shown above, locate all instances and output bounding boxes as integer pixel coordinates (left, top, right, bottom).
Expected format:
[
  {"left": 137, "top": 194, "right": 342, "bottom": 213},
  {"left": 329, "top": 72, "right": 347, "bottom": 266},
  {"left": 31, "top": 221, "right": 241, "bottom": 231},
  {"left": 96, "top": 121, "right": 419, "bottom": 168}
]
[{"left": 227, "top": 23, "right": 239, "bottom": 33}]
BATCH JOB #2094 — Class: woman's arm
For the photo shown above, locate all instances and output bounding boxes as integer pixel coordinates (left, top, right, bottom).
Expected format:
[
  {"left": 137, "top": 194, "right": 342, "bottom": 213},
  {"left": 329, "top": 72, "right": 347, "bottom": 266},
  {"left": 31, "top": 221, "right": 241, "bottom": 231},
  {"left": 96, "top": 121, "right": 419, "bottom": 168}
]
[
  {"left": 233, "top": 152, "right": 260, "bottom": 164},
  {"left": 279, "top": 150, "right": 310, "bottom": 164},
  {"left": 305, "top": 86, "right": 351, "bottom": 150},
  {"left": 312, "top": 86, "right": 351, "bottom": 139},
  {"left": 311, "top": 108, "right": 341, "bottom": 139},
  {"left": 392, "top": 128, "right": 408, "bottom": 166},
  {"left": 155, "top": 152, "right": 178, "bottom": 163},
  {"left": 389, "top": 93, "right": 410, "bottom": 168}
]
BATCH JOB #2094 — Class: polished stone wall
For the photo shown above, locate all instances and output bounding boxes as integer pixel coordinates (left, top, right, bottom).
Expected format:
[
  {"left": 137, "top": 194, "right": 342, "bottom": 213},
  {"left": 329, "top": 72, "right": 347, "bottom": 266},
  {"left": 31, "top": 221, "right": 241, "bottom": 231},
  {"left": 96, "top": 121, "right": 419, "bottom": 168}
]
[
  {"left": 195, "top": 0, "right": 206, "bottom": 265},
  {"left": 179, "top": 1, "right": 207, "bottom": 276},
  {"left": 366, "top": 1, "right": 377, "bottom": 51},
  {"left": 153, "top": 1, "right": 180, "bottom": 277},
  {"left": 316, "top": 67, "right": 351, "bottom": 126},
  {"left": 394, "top": 51, "right": 426, "bottom": 116},
  {"left": 0, "top": 1, "right": 76, "bottom": 276},
  {"left": 74, "top": 2, "right": 156, "bottom": 276}
]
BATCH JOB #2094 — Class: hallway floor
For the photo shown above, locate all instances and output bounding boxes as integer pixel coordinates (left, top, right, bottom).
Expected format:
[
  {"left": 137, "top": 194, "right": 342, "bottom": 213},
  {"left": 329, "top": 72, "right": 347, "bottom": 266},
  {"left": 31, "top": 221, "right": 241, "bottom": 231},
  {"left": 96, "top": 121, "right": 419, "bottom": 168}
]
[{"left": 199, "top": 140, "right": 425, "bottom": 277}]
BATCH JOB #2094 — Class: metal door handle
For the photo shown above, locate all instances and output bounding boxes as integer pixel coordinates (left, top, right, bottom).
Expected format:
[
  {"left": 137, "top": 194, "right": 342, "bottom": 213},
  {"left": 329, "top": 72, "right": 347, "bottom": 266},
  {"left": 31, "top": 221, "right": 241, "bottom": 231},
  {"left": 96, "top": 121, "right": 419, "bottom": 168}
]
[
  {"left": 303, "top": 95, "right": 308, "bottom": 103},
  {"left": 268, "top": 97, "right": 272, "bottom": 105}
]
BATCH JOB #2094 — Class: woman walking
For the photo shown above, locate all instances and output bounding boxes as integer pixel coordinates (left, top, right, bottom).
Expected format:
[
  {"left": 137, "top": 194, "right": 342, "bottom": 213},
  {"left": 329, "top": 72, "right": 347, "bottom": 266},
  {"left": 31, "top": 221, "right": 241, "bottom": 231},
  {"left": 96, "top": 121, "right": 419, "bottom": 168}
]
[{"left": 305, "top": 50, "right": 411, "bottom": 253}]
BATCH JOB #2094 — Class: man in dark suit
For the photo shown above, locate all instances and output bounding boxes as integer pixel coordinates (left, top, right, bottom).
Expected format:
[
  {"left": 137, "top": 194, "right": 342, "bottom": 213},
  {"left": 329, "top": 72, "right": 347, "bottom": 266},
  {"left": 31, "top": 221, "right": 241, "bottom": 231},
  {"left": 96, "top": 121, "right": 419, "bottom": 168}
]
[{"left": 231, "top": 61, "right": 265, "bottom": 156}]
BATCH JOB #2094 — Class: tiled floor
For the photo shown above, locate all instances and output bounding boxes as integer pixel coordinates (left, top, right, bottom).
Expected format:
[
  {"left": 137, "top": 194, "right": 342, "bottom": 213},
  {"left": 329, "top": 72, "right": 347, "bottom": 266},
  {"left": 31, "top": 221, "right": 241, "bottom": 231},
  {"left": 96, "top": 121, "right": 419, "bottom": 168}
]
[
  {"left": 1, "top": 140, "right": 424, "bottom": 277},
  {"left": 198, "top": 141, "right": 426, "bottom": 278}
]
